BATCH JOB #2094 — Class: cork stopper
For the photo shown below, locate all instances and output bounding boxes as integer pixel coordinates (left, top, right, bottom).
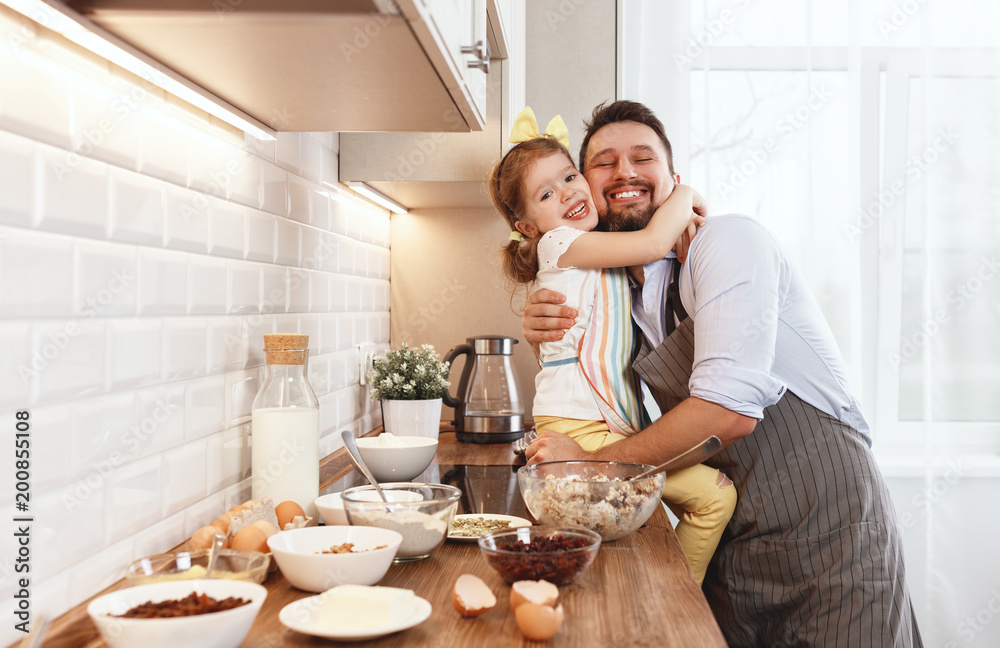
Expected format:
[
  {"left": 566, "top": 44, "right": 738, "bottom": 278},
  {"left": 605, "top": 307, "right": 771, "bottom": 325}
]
[{"left": 263, "top": 333, "right": 309, "bottom": 365}]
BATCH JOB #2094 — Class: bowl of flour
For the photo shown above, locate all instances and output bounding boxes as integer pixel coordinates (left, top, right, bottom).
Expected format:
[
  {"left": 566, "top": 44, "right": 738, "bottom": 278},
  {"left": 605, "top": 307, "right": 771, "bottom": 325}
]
[{"left": 341, "top": 483, "right": 462, "bottom": 562}]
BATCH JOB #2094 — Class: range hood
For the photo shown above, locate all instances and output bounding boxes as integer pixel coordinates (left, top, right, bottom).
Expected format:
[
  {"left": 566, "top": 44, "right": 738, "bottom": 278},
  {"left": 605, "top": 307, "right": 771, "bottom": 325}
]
[{"left": 64, "top": 0, "right": 502, "bottom": 133}]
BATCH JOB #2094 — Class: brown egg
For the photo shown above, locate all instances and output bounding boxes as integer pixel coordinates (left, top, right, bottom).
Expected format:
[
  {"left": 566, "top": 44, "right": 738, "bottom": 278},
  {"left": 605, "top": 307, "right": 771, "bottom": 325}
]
[
  {"left": 188, "top": 525, "right": 228, "bottom": 551},
  {"left": 515, "top": 602, "right": 565, "bottom": 641},
  {"left": 275, "top": 500, "right": 306, "bottom": 529},
  {"left": 250, "top": 519, "right": 278, "bottom": 538},
  {"left": 230, "top": 525, "right": 268, "bottom": 553}
]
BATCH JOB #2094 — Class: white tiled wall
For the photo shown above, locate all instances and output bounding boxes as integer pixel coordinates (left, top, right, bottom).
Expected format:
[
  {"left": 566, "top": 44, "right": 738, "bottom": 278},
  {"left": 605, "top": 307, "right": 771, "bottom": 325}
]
[{"left": 0, "top": 9, "right": 390, "bottom": 641}]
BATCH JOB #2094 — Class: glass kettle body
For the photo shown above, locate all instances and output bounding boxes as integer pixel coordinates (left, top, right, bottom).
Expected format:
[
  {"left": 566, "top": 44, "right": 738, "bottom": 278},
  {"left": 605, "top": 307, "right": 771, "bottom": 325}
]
[{"left": 443, "top": 336, "right": 525, "bottom": 443}]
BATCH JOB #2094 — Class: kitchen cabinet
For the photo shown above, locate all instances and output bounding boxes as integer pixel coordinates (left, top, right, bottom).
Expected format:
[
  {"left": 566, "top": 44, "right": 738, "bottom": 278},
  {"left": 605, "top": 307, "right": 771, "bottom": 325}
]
[
  {"left": 65, "top": 0, "right": 499, "bottom": 132},
  {"left": 339, "top": 0, "right": 618, "bottom": 212},
  {"left": 339, "top": 0, "right": 525, "bottom": 210},
  {"left": 524, "top": 0, "right": 618, "bottom": 163}
]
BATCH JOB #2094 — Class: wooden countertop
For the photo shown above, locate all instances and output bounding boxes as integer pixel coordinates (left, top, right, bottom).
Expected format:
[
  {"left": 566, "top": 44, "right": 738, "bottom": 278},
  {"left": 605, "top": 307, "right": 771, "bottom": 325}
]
[{"left": 32, "top": 431, "right": 726, "bottom": 647}]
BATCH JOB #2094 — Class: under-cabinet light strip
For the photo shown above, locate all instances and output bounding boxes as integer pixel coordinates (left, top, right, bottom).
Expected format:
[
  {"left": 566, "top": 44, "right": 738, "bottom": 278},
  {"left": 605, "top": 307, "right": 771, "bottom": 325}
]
[
  {"left": 1, "top": 0, "right": 278, "bottom": 141},
  {"left": 347, "top": 182, "right": 409, "bottom": 215}
]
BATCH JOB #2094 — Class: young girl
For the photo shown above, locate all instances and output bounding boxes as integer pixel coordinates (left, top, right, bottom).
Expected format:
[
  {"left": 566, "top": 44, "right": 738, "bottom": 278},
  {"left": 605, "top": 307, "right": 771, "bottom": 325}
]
[{"left": 489, "top": 108, "right": 735, "bottom": 585}]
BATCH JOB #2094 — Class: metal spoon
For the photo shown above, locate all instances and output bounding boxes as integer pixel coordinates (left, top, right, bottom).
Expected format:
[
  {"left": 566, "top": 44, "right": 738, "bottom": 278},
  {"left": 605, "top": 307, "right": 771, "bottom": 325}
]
[
  {"left": 341, "top": 430, "right": 389, "bottom": 503},
  {"left": 204, "top": 531, "right": 226, "bottom": 578},
  {"left": 629, "top": 435, "right": 722, "bottom": 481}
]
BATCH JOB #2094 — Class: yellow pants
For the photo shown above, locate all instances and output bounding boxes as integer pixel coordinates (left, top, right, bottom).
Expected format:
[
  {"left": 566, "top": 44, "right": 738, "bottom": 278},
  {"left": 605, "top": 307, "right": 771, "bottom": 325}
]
[{"left": 534, "top": 416, "right": 737, "bottom": 585}]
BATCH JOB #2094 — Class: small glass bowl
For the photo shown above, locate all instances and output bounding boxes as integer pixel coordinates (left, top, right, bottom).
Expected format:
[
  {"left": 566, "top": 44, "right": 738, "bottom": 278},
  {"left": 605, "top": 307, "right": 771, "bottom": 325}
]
[
  {"left": 478, "top": 526, "right": 601, "bottom": 585},
  {"left": 341, "top": 482, "right": 461, "bottom": 562},
  {"left": 125, "top": 548, "right": 270, "bottom": 585}
]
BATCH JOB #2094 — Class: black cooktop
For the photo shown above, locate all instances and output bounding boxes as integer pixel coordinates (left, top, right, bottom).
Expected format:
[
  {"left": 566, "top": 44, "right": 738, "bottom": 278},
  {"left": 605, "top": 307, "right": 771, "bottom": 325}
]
[{"left": 437, "top": 464, "right": 532, "bottom": 520}]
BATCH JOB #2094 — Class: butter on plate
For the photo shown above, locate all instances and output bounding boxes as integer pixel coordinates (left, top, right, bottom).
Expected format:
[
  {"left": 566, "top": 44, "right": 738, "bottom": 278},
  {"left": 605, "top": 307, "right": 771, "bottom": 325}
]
[{"left": 314, "top": 584, "right": 416, "bottom": 630}]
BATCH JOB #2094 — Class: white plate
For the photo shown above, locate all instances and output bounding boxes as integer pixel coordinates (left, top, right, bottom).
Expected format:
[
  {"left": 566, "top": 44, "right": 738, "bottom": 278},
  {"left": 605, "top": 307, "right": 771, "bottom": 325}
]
[
  {"left": 447, "top": 514, "right": 533, "bottom": 542},
  {"left": 279, "top": 594, "right": 431, "bottom": 641}
]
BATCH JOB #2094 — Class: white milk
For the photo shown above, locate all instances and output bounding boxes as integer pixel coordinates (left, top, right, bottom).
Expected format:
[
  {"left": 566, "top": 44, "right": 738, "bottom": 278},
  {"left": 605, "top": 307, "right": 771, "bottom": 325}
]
[{"left": 251, "top": 406, "right": 320, "bottom": 518}]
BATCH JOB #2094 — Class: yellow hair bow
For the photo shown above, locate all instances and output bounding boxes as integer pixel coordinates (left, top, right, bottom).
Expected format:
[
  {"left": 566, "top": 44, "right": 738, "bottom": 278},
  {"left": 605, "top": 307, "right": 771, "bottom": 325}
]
[{"left": 508, "top": 106, "right": 570, "bottom": 151}]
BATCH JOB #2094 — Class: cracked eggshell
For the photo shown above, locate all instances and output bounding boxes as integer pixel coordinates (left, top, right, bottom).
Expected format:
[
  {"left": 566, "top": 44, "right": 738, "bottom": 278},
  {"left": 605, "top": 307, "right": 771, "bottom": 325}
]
[
  {"left": 452, "top": 574, "right": 496, "bottom": 617},
  {"left": 510, "top": 579, "right": 560, "bottom": 612}
]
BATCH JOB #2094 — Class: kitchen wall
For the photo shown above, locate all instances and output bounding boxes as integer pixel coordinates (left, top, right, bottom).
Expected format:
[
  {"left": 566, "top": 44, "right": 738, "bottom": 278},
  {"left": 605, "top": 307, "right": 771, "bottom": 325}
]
[
  {"left": 0, "top": 7, "right": 388, "bottom": 638},
  {"left": 389, "top": 206, "right": 537, "bottom": 423}
]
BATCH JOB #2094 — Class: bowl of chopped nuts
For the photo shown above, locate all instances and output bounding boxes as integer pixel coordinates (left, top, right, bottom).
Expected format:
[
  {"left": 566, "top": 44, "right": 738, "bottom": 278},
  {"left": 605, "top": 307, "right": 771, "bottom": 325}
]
[
  {"left": 518, "top": 461, "right": 666, "bottom": 541},
  {"left": 86, "top": 579, "right": 267, "bottom": 648},
  {"left": 266, "top": 525, "right": 403, "bottom": 592},
  {"left": 478, "top": 526, "right": 601, "bottom": 585}
]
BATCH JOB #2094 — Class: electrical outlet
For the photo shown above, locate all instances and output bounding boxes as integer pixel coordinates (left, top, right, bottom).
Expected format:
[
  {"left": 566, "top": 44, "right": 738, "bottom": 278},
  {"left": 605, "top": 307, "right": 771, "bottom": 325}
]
[{"left": 357, "top": 342, "right": 378, "bottom": 384}]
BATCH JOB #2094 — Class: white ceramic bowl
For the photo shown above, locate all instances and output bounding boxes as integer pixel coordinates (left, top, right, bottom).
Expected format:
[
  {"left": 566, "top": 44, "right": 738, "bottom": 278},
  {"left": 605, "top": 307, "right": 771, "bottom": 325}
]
[
  {"left": 266, "top": 525, "right": 402, "bottom": 592},
  {"left": 314, "top": 489, "right": 423, "bottom": 526},
  {"left": 354, "top": 435, "right": 438, "bottom": 482},
  {"left": 87, "top": 579, "right": 266, "bottom": 648}
]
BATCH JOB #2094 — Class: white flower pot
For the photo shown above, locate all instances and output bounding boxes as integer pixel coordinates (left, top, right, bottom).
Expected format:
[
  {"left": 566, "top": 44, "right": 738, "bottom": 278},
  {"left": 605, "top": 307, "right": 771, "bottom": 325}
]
[{"left": 380, "top": 398, "right": 443, "bottom": 440}]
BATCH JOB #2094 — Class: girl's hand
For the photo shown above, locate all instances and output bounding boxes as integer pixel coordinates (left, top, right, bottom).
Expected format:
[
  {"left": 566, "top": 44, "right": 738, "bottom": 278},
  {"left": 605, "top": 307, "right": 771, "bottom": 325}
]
[
  {"left": 672, "top": 215, "right": 707, "bottom": 263},
  {"left": 691, "top": 188, "right": 708, "bottom": 218}
]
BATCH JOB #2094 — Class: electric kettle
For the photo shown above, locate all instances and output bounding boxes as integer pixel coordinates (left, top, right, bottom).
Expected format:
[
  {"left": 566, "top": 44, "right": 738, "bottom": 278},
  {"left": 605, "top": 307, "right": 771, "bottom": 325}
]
[{"left": 443, "top": 335, "right": 525, "bottom": 443}]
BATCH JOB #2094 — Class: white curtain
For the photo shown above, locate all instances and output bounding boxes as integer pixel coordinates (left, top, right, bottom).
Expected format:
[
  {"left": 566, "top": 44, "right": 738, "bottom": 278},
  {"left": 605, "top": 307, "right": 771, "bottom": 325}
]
[{"left": 623, "top": 1, "right": 1000, "bottom": 645}]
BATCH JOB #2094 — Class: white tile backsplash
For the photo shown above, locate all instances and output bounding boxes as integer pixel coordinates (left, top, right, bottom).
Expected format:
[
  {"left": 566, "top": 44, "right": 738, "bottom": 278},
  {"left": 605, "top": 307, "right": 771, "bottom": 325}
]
[
  {"left": 37, "top": 147, "right": 110, "bottom": 238},
  {"left": 137, "top": 247, "right": 187, "bottom": 315},
  {"left": 187, "top": 255, "right": 228, "bottom": 315},
  {"left": 184, "top": 374, "right": 226, "bottom": 441},
  {"left": 225, "top": 369, "right": 258, "bottom": 427},
  {"left": 106, "top": 318, "right": 161, "bottom": 390},
  {"left": 246, "top": 209, "right": 276, "bottom": 263},
  {"left": 71, "top": 391, "right": 135, "bottom": 478},
  {"left": 0, "top": 228, "right": 74, "bottom": 318},
  {"left": 206, "top": 425, "right": 248, "bottom": 494},
  {"left": 105, "top": 456, "right": 163, "bottom": 544},
  {"left": 34, "top": 482, "right": 106, "bottom": 582},
  {"left": 275, "top": 216, "right": 301, "bottom": 266},
  {"left": 161, "top": 318, "right": 207, "bottom": 381},
  {"left": 287, "top": 174, "right": 311, "bottom": 225},
  {"left": 164, "top": 183, "right": 210, "bottom": 254},
  {"left": 0, "top": 25, "right": 387, "bottom": 627},
  {"left": 74, "top": 239, "right": 137, "bottom": 317},
  {"left": 109, "top": 167, "right": 164, "bottom": 246},
  {"left": 31, "top": 319, "right": 105, "bottom": 403},
  {"left": 162, "top": 440, "right": 208, "bottom": 517},
  {"left": 0, "top": 131, "right": 35, "bottom": 228},
  {"left": 0, "top": 322, "right": 31, "bottom": 409},
  {"left": 288, "top": 268, "right": 310, "bottom": 313},
  {"left": 260, "top": 160, "right": 287, "bottom": 215},
  {"left": 227, "top": 259, "right": 260, "bottom": 315},
  {"left": 0, "top": 35, "right": 73, "bottom": 149},
  {"left": 132, "top": 385, "right": 185, "bottom": 459},
  {"left": 208, "top": 197, "right": 245, "bottom": 259}
]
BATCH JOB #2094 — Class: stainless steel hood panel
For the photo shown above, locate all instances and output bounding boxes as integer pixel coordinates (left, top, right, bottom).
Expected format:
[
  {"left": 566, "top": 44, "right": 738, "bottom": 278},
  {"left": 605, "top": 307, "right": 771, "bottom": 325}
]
[{"left": 65, "top": 0, "right": 491, "bottom": 132}]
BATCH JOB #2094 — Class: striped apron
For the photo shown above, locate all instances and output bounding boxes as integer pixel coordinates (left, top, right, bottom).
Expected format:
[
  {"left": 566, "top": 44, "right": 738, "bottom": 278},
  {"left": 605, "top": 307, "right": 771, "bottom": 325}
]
[
  {"left": 633, "top": 261, "right": 922, "bottom": 648},
  {"left": 577, "top": 267, "right": 651, "bottom": 435}
]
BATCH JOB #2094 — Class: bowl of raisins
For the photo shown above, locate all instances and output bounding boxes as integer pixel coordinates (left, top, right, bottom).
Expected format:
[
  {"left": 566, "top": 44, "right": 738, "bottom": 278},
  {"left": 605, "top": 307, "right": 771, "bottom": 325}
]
[{"left": 477, "top": 526, "right": 601, "bottom": 585}]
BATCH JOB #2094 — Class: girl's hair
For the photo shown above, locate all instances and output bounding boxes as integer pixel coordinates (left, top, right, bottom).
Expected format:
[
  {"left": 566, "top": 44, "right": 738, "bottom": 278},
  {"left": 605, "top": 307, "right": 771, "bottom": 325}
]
[{"left": 488, "top": 135, "right": 574, "bottom": 285}]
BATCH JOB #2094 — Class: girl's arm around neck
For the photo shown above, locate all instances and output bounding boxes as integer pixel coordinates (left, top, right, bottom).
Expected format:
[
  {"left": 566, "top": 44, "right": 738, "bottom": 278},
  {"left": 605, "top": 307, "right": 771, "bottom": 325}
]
[{"left": 559, "top": 185, "right": 701, "bottom": 269}]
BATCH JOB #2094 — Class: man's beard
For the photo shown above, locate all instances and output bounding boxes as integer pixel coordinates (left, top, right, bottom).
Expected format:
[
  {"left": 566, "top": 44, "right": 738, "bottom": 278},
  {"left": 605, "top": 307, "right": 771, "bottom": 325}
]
[
  {"left": 596, "top": 180, "right": 658, "bottom": 232},
  {"left": 600, "top": 201, "right": 657, "bottom": 232}
]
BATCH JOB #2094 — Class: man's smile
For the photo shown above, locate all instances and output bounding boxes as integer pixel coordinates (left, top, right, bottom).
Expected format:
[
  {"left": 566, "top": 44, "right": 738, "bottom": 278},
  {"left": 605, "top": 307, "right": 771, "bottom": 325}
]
[{"left": 605, "top": 181, "right": 654, "bottom": 205}]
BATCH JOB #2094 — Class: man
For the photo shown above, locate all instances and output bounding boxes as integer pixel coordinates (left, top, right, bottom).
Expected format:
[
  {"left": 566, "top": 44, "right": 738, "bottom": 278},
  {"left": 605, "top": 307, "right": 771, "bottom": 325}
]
[{"left": 523, "top": 100, "right": 922, "bottom": 647}]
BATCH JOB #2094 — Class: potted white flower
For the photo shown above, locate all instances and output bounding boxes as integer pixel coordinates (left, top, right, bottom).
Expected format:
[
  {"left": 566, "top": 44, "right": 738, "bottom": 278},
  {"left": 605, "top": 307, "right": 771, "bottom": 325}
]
[{"left": 367, "top": 343, "right": 451, "bottom": 439}]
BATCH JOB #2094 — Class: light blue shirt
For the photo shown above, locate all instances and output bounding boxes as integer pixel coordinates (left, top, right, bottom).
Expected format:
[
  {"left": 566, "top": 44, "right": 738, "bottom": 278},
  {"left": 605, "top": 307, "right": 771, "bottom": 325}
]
[{"left": 631, "top": 214, "right": 871, "bottom": 443}]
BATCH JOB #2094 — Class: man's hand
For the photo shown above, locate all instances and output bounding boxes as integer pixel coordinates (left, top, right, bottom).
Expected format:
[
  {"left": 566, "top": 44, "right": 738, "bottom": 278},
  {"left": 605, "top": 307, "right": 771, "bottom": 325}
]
[
  {"left": 522, "top": 288, "right": 577, "bottom": 356},
  {"left": 525, "top": 429, "right": 589, "bottom": 464}
]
